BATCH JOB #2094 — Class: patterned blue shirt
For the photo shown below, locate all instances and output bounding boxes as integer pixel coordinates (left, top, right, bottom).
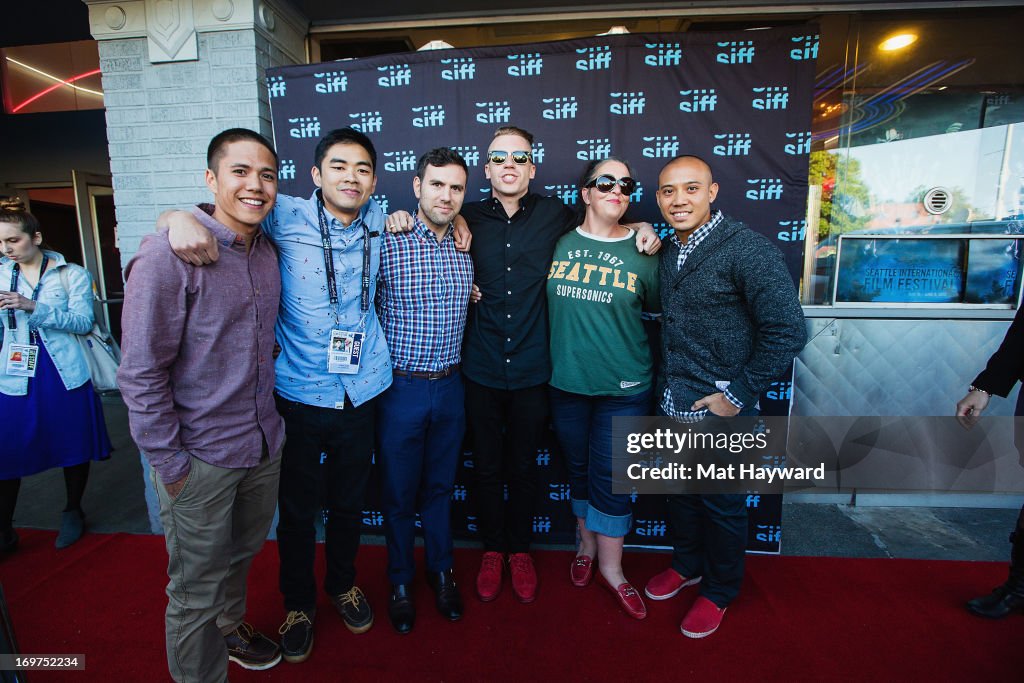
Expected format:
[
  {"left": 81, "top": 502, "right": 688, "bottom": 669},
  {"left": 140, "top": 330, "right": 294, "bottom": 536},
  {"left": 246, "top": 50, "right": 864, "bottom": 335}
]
[
  {"left": 264, "top": 191, "right": 392, "bottom": 408},
  {"left": 659, "top": 210, "right": 745, "bottom": 420},
  {"left": 376, "top": 214, "right": 474, "bottom": 372}
]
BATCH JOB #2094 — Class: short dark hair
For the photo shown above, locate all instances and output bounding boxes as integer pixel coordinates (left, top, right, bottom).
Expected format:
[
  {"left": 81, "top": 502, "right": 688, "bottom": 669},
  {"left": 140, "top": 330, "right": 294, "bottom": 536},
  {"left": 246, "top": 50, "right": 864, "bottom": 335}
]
[
  {"left": 0, "top": 197, "right": 40, "bottom": 237},
  {"left": 314, "top": 127, "right": 377, "bottom": 172},
  {"left": 416, "top": 147, "right": 469, "bottom": 181},
  {"left": 207, "top": 128, "right": 278, "bottom": 172},
  {"left": 578, "top": 156, "right": 637, "bottom": 189},
  {"left": 492, "top": 126, "right": 534, "bottom": 146}
]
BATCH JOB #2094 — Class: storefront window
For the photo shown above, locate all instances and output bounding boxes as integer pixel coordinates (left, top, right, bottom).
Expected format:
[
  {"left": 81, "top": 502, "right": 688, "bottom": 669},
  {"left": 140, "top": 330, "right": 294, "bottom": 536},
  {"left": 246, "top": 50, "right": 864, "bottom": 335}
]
[{"left": 806, "top": 6, "right": 1024, "bottom": 304}]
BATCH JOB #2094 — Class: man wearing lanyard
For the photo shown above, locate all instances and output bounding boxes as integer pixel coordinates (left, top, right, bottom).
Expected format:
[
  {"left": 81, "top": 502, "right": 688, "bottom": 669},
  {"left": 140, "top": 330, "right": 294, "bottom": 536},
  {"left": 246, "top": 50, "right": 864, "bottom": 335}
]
[
  {"left": 165, "top": 127, "right": 389, "bottom": 664},
  {"left": 375, "top": 148, "right": 474, "bottom": 633}
]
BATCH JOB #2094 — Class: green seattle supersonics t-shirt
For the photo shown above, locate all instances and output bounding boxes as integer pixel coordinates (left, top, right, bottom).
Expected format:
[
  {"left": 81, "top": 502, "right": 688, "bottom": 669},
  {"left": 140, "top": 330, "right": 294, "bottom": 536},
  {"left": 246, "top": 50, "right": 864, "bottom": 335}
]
[{"left": 546, "top": 228, "right": 660, "bottom": 396}]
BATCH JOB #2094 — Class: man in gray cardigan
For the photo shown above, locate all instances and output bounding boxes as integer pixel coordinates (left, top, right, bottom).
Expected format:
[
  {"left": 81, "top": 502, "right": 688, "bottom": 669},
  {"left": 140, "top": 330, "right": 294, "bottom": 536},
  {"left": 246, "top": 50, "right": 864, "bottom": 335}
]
[{"left": 643, "top": 155, "right": 806, "bottom": 638}]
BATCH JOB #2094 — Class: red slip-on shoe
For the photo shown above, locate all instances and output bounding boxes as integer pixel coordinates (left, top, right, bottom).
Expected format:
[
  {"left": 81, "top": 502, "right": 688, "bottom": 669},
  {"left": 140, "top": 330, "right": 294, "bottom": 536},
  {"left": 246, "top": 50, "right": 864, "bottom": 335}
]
[
  {"left": 644, "top": 567, "right": 702, "bottom": 601},
  {"left": 600, "top": 575, "right": 647, "bottom": 620},
  {"left": 476, "top": 551, "right": 504, "bottom": 602},
  {"left": 570, "top": 554, "right": 594, "bottom": 587},
  {"left": 680, "top": 596, "right": 727, "bottom": 638}
]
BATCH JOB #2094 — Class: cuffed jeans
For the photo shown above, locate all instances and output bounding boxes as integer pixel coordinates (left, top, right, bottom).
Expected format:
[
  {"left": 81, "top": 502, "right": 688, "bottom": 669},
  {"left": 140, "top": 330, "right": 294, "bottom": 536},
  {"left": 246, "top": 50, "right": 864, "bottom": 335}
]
[
  {"left": 464, "top": 379, "right": 548, "bottom": 553},
  {"left": 377, "top": 371, "right": 465, "bottom": 584},
  {"left": 275, "top": 393, "right": 376, "bottom": 611},
  {"left": 549, "top": 386, "right": 652, "bottom": 538},
  {"left": 155, "top": 447, "right": 280, "bottom": 683}
]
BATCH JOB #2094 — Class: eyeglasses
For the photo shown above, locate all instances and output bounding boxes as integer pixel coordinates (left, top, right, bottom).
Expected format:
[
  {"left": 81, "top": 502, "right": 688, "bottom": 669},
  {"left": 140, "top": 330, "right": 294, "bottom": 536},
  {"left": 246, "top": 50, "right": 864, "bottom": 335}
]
[
  {"left": 488, "top": 150, "right": 533, "bottom": 165},
  {"left": 585, "top": 174, "right": 637, "bottom": 195}
]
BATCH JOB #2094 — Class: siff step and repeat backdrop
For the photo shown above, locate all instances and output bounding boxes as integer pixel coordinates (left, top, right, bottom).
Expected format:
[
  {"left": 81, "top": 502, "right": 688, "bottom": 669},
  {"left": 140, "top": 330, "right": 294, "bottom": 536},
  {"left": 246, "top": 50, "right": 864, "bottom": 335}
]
[{"left": 266, "top": 27, "right": 817, "bottom": 553}]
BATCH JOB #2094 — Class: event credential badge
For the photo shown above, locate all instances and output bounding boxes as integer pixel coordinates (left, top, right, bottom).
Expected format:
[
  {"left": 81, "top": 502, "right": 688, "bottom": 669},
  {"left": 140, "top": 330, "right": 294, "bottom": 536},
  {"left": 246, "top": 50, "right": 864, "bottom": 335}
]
[
  {"left": 328, "top": 329, "right": 362, "bottom": 375},
  {"left": 6, "top": 343, "right": 38, "bottom": 377}
]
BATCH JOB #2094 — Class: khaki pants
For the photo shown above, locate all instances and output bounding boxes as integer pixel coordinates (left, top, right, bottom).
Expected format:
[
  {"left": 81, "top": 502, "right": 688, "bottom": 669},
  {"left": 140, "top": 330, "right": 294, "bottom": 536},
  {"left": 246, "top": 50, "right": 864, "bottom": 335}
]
[{"left": 154, "top": 449, "right": 281, "bottom": 683}]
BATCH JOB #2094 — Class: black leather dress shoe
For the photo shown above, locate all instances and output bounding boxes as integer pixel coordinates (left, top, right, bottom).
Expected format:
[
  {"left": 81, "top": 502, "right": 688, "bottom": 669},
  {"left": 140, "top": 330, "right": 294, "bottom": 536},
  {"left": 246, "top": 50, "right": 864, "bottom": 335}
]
[
  {"left": 388, "top": 584, "right": 415, "bottom": 634},
  {"left": 428, "top": 570, "right": 464, "bottom": 621}
]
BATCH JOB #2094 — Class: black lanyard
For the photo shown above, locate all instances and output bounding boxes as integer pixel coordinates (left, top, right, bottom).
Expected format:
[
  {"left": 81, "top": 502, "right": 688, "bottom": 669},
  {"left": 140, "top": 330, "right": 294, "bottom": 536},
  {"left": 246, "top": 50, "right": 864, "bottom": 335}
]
[
  {"left": 315, "top": 194, "right": 372, "bottom": 321},
  {"left": 7, "top": 254, "right": 49, "bottom": 331}
]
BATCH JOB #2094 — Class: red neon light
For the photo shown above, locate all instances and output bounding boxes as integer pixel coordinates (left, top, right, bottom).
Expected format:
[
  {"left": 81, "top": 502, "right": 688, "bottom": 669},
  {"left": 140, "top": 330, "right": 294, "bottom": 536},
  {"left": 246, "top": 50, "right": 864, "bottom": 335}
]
[{"left": 12, "top": 68, "right": 102, "bottom": 113}]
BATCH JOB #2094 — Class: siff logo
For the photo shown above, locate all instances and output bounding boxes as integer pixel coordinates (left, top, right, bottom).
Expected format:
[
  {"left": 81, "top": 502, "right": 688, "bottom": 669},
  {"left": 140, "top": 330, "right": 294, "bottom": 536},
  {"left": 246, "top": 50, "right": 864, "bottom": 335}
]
[
  {"left": 549, "top": 483, "right": 570, "bottom": 501},
  {"left": 383, "top": 150, "right": 416, "bottom": 174},
  {"left": 451, "top": 145, "right": 480, "bottom": 167},
  {"left": 476, "top": 101, "right": 511, "bottom": 124},
  {"left": 642, "top": 136, "right": 680, "bottom": 159},
  {"left": 746, "top": 178, "right": 783, "bottom": 201},
  {"left": 576, "top": 138, "right": 611, "bottom": 161},
  {"left": 790, "top": 34, "right": 820, "bottom": 61},
  {"left": 466, "top": 515, "right": 478, "bottom": 533},
  {"left": 532, "top": 516, "right": 552, "bottom": 534},
  {"left": 314, "top": 71, "right": 347, "bottom": 94},
  {"left": 756, "top": 524, "right": 781, "bottom": 544},
  {"left": 349, "top": 111, "right": 382, "bottom": 134},
  {"left": 507, "top": 53, "right": 543, "bottom": 77},
  {"left": 532, "top": 142, "right": 546, "bottom": 165},
  {"left": 753, "top": 86, "right": 790, "bottom": 110},
  {"left": 546, "top": 184, "right": 579, "bottom": 206},
  {"left": 542, "top": 96, "right": 578, "bottom": 120},
  {"left": 610, "top": 92, "right": 646, "bottom": 116},
  {"left": 441, "top": 57, "right": 476, "bottom": 81},
  {"left": 745, "top": 494, "right": 761, "bottom": 508},
  {"left": 712, "top": 133, "right": 752, "bottom": 156},
  {"left": 785, "top": 131, "right": 812, "bottom": 155},
  {"left": 679, "top": 89, "right": 717, "bottom": 113},
  {"left": 635, "top": 519, "right": 667, "bottom": 537},
  {"left": 412, "top": 104, "right": 445, "bottom": 128},
  {"left": 278, "top": 160, "right": 296, "bottom": 181},
  {"left": 452, "top": 485, "right": 467, "bottom": 502},
  {"left": 536, "top": 450, "right": 551, "bottom": 467},
  {"left": 361, "top": 510, "right": 383, "bottom": 527},
  {"left": 776, "top": 220, "right": 805, "bottom": 243},
  {"left": 371, "top": 194, "right": 389, "bottom": 214},
  {"left": 288, "top": 116, "right": 320, "bottom": 139},
  {"left": 629, "top": 184, "right": 644, "bottom": 204},
  {"left": 575, "top": 45, "right": 611, "bottom": 71},
  {"left": 377, "top": 64, "right": 411, "bottom": 88},
  {"left": 716, "top": 40, "right": 755, "bottom": 64},
  {"left": 267, "top": 75, "right": 286, "bottom": 98},
  {"left": 766, "top": 380, "right": 793, "bottom": 400},
  {"left": 645, "top": 42, "right": 682, "bottom": 66}
]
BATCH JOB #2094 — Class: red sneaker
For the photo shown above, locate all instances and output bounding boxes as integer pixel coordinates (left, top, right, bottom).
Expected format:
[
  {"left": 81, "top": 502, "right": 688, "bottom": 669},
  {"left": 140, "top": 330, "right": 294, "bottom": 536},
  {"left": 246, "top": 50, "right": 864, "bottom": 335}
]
[
  {"left": 570, "top": 554, "right": 594, "bottom": 587},
  {"left": 680, "top": 596, "right": 727, "bottom": 638},
  {"left": 644, "top": 568, "right": 702, "bottom": 601},
  {"left": 476, "top": 551, "right": 504, "bottom": 602},
  {"left": 508, "top": 553, "right": 538, "bottom": 603}
]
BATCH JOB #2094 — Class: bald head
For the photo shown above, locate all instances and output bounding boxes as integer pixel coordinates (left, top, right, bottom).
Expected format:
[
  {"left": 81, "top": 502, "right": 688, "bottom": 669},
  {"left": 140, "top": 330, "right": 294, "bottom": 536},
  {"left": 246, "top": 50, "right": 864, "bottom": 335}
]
[{"left": 656, "top": 155, "right": 719, "bottom": 240}]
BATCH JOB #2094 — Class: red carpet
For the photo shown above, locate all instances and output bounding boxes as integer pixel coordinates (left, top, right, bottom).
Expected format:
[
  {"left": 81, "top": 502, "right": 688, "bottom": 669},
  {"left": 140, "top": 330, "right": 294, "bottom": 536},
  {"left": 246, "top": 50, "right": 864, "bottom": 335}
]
[{"left": 1, "top": 529, "right": 1022, "bottom": 682}]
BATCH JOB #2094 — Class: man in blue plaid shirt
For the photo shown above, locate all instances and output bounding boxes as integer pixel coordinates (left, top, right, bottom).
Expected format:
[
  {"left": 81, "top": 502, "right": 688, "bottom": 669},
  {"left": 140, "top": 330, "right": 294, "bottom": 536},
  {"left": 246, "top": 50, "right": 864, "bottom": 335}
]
[{"left": 374, "top": 148, "right": 474, "bottom": 634}]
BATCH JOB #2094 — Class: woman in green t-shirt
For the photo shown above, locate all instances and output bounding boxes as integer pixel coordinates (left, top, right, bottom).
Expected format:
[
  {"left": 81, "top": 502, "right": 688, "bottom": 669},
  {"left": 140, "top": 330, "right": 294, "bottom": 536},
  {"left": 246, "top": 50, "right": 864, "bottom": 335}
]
[{"left": 546, "top": 157, "right": 660, "bottom": 620}]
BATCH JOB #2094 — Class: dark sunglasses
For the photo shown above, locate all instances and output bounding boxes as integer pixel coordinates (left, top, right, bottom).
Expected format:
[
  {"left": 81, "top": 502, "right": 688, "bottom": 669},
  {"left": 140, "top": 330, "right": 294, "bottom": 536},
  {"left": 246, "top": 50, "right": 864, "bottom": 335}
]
[
  {"left": 488, "top": 150, "right": 533, "bottom": 165},
  {"left": 586, "top": 174, "right": 637, "bottom": 195}
]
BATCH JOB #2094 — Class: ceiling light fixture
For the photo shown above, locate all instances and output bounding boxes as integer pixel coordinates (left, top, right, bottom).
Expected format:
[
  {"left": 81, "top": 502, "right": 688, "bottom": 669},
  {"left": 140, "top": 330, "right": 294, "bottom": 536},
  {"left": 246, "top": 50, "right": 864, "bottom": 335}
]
[{"left": 879, "top": 33, "right": 917, "bottom": 51}]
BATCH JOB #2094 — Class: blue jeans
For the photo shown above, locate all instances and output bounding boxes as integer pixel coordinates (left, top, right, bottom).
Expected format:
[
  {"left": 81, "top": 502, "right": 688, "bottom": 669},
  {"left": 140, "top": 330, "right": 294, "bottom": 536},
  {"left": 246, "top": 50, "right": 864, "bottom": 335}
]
[
  {"left": 377, "top": 371, "right": 465, "bottom": 584},
  {"left": 549, "top": 387, "right": 652, "bottom": 538}
]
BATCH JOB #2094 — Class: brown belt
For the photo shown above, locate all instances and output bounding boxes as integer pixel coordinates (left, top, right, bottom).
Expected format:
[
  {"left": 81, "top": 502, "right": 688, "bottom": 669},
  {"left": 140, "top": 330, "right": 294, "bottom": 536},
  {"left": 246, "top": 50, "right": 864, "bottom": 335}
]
[{"left": 392, "top": 363, "right": 460, "bottom": 380}]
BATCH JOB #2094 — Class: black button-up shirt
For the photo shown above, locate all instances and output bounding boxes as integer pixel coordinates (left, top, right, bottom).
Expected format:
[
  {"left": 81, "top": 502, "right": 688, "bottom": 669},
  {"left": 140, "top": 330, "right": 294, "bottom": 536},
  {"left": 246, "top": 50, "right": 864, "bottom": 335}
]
[{"left": 461, "top": 193, "right": 575, "bottom": 390}]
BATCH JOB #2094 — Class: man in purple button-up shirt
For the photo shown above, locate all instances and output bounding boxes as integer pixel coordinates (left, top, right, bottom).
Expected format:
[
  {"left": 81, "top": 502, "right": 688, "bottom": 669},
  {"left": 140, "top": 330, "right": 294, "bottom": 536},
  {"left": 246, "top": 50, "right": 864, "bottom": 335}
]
[{"left": 119, "top": 129, "right": 286, "bottom": 682}]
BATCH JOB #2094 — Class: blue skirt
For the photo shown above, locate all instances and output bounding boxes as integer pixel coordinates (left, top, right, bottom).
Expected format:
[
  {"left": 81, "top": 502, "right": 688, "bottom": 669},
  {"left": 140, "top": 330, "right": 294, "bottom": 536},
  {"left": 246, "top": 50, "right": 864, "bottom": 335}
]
[{"left": 0, "top": 339, "right": 112, "bottom": 479}]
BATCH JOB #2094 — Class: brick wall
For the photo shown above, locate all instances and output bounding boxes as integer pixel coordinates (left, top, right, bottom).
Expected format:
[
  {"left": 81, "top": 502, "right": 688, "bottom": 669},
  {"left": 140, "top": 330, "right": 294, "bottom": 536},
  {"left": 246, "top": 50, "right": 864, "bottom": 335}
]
[{"left": 100, "top": 29, "right": 297, "bottom": 266}]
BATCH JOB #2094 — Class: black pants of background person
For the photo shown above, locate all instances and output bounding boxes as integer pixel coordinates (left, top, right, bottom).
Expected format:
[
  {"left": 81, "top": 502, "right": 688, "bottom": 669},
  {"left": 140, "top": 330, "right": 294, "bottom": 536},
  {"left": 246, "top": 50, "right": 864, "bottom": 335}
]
[
  {"left": 274, "top": 393, "right": 376, "bottom": 612},
  {"left": 464, "top": 379, "right": 548, "bottom": 553}
]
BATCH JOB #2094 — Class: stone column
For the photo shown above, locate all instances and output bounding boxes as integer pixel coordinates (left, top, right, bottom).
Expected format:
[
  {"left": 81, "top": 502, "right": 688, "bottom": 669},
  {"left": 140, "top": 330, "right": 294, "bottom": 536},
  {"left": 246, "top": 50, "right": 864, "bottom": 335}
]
[{"left": 84, "top": 0, "right": 307, "bottom": 262}]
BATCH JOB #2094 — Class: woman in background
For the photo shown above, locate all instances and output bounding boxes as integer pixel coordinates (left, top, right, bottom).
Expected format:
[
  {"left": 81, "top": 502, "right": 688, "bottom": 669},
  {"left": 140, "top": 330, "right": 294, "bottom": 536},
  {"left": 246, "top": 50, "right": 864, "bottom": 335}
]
[{"left": 0, "top": 198, "right": 112, "bottom": 552}]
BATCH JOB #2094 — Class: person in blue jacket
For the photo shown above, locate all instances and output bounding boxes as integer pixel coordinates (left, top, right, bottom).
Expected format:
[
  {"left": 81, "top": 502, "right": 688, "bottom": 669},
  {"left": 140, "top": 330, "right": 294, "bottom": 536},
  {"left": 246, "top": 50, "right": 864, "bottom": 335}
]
[{"left": 0, "top": 197, "right": 112, "bottom": 551}]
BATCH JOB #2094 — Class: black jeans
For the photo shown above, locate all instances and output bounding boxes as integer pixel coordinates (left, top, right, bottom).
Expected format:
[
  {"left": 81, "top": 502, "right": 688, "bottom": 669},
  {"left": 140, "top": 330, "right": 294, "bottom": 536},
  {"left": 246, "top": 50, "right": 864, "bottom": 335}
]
[
  {"left": 464, "top": 379, "right": 548, "bottom": 553},
  {"left": 275, "top": 393, "right": 376, "bottom": 611}
]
